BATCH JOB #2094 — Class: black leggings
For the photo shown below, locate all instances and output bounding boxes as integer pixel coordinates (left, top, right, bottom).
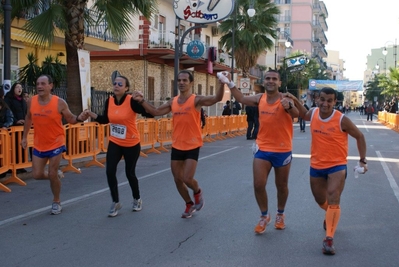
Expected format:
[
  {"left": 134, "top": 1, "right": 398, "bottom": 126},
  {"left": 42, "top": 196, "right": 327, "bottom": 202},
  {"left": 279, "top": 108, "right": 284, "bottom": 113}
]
[{"left": 106, "top": 141, "right": 141, "bottom": 202}]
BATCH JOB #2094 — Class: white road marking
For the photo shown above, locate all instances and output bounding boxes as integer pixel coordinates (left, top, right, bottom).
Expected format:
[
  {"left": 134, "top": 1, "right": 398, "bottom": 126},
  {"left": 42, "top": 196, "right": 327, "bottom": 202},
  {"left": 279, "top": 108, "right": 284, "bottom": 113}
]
[{"left": 376, "top": 151, "right": 399, "bottom": 204}]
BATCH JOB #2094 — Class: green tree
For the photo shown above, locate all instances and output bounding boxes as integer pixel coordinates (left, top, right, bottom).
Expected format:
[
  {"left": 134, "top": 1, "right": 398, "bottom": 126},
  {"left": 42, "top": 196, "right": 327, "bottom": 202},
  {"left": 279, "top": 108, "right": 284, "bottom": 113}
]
[
  {"left": 41, "top": 55, "right": 66, "bottom": 89},
  {"left": 218, "top": 0, "right": 280, "bottom": 77},
  {"left": 365, "top": 74, "right": 385, "bottom": 104},
  {"left": 380, "top": 67, "right": 399, "bottom": 98},
  {"left": 18, "top": 52, "right": 41, "bottom": 86},
  {"left": 10, "top": 0, "right": 156, "bottom": 114}
]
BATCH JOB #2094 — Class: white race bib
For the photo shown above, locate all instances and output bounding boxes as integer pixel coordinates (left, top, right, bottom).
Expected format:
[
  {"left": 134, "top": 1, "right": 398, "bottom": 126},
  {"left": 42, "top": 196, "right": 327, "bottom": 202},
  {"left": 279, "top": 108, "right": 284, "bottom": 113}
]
[{"left": 110, "top": 124, "right": 127, "bottom": 139}]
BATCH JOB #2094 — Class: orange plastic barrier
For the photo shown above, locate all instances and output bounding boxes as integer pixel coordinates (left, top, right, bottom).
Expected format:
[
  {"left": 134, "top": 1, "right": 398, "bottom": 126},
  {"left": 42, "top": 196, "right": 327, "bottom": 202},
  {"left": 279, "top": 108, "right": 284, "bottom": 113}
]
[
  {"left": 219, "top": 116, "right": 234, "bottom": 138},
  {"left": 1, "top": 127, "right": 27, "bottom": 189},
  {"left": 203, "top": 116, "right": 221, "bottom": 142},
  {"left": 157, "top": 118, "right": 173, "bottom": 152},
  {"left": 137, "top": 119, "right": 161, "bottom": 157},
  {"left": 62, "top": 122, "right": 104, "bottom": 173},
  {"left": 0, "top": 129, "right": 11, "bottom": 192},
  {"left": 97, "top": 123, "right": 110, "bottom": 164}
]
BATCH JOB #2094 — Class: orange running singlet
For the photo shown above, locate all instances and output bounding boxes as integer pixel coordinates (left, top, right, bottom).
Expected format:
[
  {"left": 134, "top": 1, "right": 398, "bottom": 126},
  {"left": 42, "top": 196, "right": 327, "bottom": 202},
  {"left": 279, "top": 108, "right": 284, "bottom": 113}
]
[
  {"left": 310, "top": 108, "right": 348, "bottom": 169},
  {"left": 171, "top": 94, "right": 202, "bottom": 151},
  {"left": 30, "top": 95, "right": 65, "bottom": 152},
  {"left": 108, "top": 95, "right": 140, "bottom": 147},
  {"left": 256, "top": 94, "right": 293, "bottom": 152}
]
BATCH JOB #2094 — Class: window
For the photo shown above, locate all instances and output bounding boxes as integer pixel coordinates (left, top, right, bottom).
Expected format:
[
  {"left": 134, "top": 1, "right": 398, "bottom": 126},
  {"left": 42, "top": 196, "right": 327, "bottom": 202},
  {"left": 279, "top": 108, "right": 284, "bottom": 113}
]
[
  {"left": 210, "top": 86, "right": 214, "bottom": 96},
  {"left": 198, "top": 84, "right": 202, "bottom": 95},
  {"left": 205, "top": 35, "right": 210, "bottom": 47},
  {"left": 148, "top": 77, "right": 155, "bottom": 101},
  {"left": 159, "top": 15, "right": 166, "bottom": 42},
  {"left": 152, "top": 14, "right": 159, "bottom": 29},
  {"left": 0, "top": 47, "right": 20, "bottom": 84}
]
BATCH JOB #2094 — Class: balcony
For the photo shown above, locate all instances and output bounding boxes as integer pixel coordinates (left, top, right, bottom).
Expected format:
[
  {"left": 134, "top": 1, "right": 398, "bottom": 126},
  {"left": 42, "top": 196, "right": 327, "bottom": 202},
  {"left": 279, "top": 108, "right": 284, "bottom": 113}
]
[{"left": 17, "top": 6, "right": 124, "bottom": 44}]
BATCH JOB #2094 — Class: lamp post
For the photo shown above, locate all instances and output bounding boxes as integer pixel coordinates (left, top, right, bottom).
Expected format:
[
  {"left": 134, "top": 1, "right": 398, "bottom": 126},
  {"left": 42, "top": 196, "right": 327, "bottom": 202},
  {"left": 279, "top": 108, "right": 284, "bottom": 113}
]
[
  {"left": 382, "top": 39, "right": 397, "bottom": 68},
  {"left": 274, "top": 29, "right": 293, "bottom": 70},
  {"left": 230, "top": 0, "right": 256, "bottom": 114},
  {"left": 2, "top": 0, "right": 12, "bottom": 95},
  {"left": 375, "top": 57, "right": 387, "bottom": 76}
]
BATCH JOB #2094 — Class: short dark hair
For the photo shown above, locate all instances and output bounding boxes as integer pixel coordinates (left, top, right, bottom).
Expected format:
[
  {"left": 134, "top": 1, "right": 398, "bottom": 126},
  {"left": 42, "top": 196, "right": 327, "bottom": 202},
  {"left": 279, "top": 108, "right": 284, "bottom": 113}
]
[
  {"left": 264, "top": 69, "right": 281, "bottom": 80},
  {"left": 178, "top": 70, "right": 194, "bottom": 82},
  {"left": 320, "top": 87, "right": 337, "bottom": 100}
]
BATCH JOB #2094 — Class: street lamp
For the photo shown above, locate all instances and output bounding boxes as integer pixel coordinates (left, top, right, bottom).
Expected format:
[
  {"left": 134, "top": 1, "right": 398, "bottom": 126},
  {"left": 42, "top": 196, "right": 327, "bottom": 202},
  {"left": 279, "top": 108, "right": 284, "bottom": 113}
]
[
  {"left": 382, "top": 39, "right": 397, "bottom": 68},
  {"left": 274, "top": 29, "right": 293, "bottom": 70},
  {"left": 247, "top": 0, "right": 256, "bottom": 17},
  {"left": 375, "top": 57, "right": 387, "bottom": 76}
]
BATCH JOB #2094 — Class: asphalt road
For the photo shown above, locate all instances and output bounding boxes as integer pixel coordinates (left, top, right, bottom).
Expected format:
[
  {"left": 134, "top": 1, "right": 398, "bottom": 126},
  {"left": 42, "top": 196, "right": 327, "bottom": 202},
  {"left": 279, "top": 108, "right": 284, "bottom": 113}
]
[{"left": 1, "top": 112, "right": 399, "bottom": 267}]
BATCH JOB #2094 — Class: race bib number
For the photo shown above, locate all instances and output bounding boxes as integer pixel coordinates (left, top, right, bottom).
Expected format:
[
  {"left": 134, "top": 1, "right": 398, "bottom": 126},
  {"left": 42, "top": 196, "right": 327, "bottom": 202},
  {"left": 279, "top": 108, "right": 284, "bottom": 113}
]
[{"left": 110, "top": 124, "right": 127, "bottom": 139}]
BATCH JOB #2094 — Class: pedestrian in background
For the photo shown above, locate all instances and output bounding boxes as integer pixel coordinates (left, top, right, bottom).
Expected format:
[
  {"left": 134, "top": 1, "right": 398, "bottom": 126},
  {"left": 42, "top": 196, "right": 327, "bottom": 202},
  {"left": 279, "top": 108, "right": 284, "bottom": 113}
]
[
  {"left": 218, "top": 70, "right": 298, "bottom": 234},
  {"left": 133, "top": 70, "right": 224, "bottom": 218},
  {"left": 287, "top": 87, "right": 367, "bottom": 255},
  {"left": 366, "top": 103, "right": 374, "bottom": 121},
  {"left": 298, "top": 100, "right": 309, "bottom": 132},
  {"left": 21, "top": 74, "right": 88, "bottom": 215},
  {"left": 85, "top": 75, "right": 153, "bottom": 217},
  {"left": 5, "top": 82, "right": 28, "bottom": 173},
  {"left": 245, "top": 105, "right": 258, "bottom": 140}
]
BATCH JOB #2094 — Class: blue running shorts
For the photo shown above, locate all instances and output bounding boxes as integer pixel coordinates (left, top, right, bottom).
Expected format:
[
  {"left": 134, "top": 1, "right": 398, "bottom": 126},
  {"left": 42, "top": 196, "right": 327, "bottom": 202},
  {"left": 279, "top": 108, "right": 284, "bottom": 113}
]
[{"left": 254, "top": 150, "right": 292, "bottom": 167}]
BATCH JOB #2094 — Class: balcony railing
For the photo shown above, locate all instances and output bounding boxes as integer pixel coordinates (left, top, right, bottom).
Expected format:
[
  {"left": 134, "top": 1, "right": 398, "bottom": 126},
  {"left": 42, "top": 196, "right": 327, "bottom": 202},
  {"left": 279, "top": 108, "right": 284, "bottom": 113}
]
[{"left": 18, "top": 6, "right": 125, "bottom": 44}]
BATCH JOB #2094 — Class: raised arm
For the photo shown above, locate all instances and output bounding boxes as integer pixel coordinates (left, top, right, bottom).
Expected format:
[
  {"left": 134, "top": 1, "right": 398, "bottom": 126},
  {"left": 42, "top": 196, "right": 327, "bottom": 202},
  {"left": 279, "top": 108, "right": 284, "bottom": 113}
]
[
  {"left": 217, "top": 72, "right": 260, "bottom": 106},
  {"left": 132, "top": 91, "right": 172, "bottom": 116},
  {"left": 195, "top": 81, "right": 225, "bottom": 107}
]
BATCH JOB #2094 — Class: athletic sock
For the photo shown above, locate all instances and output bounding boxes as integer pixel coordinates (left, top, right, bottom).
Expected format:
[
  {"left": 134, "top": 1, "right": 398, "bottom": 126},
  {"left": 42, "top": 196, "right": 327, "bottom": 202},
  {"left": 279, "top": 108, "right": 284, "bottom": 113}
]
[
  {"left": 261, "top": 210, "right": 268, "bottom": 217},
  {"left": 325, "top": 205, "right": 341, "bottom": 238},
  {"left": 277, "top": 209, "right": 284, "bottom": 214}
]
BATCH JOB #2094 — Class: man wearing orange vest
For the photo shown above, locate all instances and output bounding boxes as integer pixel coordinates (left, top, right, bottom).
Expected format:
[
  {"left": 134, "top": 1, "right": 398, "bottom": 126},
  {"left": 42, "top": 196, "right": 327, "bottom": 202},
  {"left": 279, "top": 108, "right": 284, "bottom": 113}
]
[
  {"left": 218, "top": 70, "right": 299, "bottom": 234},
  {"left": 286, "top": 87, "right": 368, "bottom": 255},
  {"left": 133, "top": 70, "right": 224, "bottom": 218},
  {"left": 21, "top": 75, "right": 88, "bottom": 215}
]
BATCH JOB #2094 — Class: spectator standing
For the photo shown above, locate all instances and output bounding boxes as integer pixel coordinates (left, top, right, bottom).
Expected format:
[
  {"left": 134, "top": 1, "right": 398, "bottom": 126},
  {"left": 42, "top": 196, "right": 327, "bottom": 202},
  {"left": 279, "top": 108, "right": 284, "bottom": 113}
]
[
  {"left": 5, "top": 82, "right": 29, "bottom": 173},
  {"left": 366, "top": 103, "right": 374, "bottom": 121},
  {"left": 298, "top": 100, "right": 309, "bottom": 132},
  {"left": 0, "top": 98, "right": 14, "bottom": 129},
  {"left": 245, "top": 105, "right": 258, "bottom": 140},
  {"left": 222, "top": 100, "right": 231, "bottom": 116},
  {"left": 232, "top": 99, "right": 241, "bottom": 115}
]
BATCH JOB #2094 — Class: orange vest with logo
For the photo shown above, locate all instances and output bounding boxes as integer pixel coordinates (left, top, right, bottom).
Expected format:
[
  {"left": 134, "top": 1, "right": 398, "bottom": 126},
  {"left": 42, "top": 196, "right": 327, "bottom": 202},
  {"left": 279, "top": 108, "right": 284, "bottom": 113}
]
[
  {"left": 256, "top": 94, "right": 293, "bottom": 152},
  {"left": 310, "top": 108, "right": 348, "bottom": 169},
  {"left": 108, "top": 95, "right": 140, "bottom": 147},
  {"left": 30, "top": 95, "right": 65, "bottom": 151},
  {"left": 172, "top": 94, "right": 202, "bottom": 150}
]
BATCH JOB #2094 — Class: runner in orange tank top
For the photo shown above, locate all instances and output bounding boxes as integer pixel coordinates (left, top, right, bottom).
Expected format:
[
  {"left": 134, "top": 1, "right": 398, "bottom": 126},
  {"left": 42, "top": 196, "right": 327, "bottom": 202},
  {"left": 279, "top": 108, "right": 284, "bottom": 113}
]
[
  {"left": 21, "top": 75, "right": 88, "bottom": 215},
  {"left": 218, "top": 70, "right": 298, "bottom": 234},
  {"left": 286, "top": 87, "right": 368, "bottom": 255},
  {"left": 133, "top": 70, "right": 225, "bottom": 218},
  {"left": 85, "top": 76, "right": 153, "bottom": 217}
]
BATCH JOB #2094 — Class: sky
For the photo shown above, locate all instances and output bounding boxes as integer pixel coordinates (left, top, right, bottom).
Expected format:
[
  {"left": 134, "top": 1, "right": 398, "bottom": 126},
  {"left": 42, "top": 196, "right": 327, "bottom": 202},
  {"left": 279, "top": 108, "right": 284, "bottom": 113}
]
[{"left": 322, "top": 0, "right": 399, "bottom": 81}]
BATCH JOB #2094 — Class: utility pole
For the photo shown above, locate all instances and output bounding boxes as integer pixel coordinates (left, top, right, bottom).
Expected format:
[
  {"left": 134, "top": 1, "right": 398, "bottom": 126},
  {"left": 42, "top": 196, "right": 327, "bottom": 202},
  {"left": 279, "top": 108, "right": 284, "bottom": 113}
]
[{"left": 2, "top": 0, "right": 12, "bottom": 95}]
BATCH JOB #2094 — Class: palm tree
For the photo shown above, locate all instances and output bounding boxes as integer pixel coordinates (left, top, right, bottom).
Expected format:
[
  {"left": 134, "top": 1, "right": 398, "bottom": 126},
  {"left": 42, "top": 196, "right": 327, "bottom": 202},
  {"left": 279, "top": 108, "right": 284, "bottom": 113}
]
[
  {"left": 218, "top": 0, "right": 280, "bottom": 78},
  {"left": 379, "top": 67, "right": 399, "bottom": 98},
  {"left": 10, "top": 0, "right": 157, "bottom": 114},
  {"left": 365, "top": 74, "right": 385, "bottom": 104}
]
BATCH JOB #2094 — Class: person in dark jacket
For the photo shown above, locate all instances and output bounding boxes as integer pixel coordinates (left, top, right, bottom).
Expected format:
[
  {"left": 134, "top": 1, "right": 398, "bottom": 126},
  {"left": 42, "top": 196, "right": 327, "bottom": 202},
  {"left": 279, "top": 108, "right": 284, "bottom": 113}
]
[
  {"left": 245, "top": 105, "right": 258, "bottom": 140},
  {"left": 0, "top": 98, "right": 14, "bottom": 129},
  {"left": 222, "top": 100, "right": 231, "bottom": 116},
  {"left": 5, "top": 82, "right": 29, "bottom": 173}
]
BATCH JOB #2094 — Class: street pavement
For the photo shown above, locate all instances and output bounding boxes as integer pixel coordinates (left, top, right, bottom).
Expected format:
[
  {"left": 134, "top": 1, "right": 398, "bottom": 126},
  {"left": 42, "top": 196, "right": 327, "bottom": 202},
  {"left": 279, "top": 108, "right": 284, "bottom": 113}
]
[{"left": 1, "top": 111, "right": 399, "bottom": 267}]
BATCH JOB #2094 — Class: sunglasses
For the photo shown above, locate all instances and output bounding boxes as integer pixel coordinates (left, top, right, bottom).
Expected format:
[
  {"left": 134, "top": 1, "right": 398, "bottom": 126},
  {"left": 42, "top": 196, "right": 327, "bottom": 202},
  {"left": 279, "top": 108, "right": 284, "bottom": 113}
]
[
  {"left": 265, "top": 77, "right": 278, "bottom": 81},
  {"left": 113, "top": 82, "right": 123, "bottom": 87}
]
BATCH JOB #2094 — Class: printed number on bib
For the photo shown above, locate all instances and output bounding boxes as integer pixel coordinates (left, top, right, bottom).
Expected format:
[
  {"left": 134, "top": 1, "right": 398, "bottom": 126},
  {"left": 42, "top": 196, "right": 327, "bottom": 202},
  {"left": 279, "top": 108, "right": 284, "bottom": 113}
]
[{"left": 110, "top": 124, "right": 127, "bottom": 139}]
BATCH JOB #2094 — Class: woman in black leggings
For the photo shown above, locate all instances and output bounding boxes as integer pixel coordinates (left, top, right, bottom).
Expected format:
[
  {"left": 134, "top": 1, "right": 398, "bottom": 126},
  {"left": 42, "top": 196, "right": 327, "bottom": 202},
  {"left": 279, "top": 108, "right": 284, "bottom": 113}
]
[{"left": 86, "top": 75, "right": 153, "bottom": 217}]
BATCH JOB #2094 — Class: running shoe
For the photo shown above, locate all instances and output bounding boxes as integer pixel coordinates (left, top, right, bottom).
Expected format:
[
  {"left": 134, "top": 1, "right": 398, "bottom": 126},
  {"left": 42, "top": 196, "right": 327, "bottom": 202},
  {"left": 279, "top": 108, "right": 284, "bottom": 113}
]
[
  {"left": 274, "top": 213, "right": 286, "bottom": 230},
  {"left": 254, "top": 215, "right": 271, "bottom": 234},
  {"left": 51, "top": 202, "right": 62, "bottom": 215},
  {"left": 181, "top": 203, "right": 196, "bottom": 218},
  {"left": 322, "top": 237, "right": 336, "bottom": 255},
  {"left": 132, "top": 199, "right": 142, "bottom": 211},
  {"left": 194, "top": 189, "right": 204, "bottom": 211},
  {"left": 108, "top": 202, "right": 121, "bottom": 217}
]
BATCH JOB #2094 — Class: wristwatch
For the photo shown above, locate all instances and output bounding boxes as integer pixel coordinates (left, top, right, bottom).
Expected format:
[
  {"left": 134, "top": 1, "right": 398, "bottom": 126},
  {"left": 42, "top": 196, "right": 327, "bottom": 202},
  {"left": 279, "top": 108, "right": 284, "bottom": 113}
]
[{"left": 359, "top": 158, "right": 367, "bottom": 164}]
